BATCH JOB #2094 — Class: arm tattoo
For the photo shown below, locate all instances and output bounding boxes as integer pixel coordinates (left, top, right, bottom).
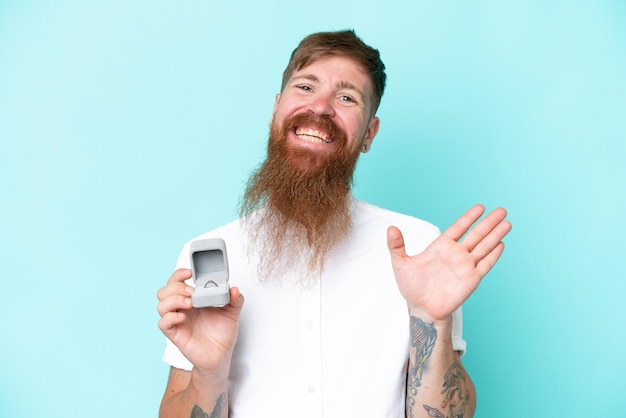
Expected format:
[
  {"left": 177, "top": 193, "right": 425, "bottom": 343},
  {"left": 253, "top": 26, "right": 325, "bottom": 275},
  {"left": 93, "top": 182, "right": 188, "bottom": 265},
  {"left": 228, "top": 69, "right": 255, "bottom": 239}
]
[
  {"left": 421, "top": 364, "right": 470, "bottom": 418},
  {"left": 190, "top": 392, "right": 227, "bottom": 418},
  {"left": 440, "top": 363, "right": 470, "bottom": 418},
  {"left": 190, "top": 406, "right": 209, "bottom": 418},
  {"left": 406, "top": 316, "right": 437, "bottom": 417},
  {"left": 423, "top": 404, "right": 445, "bottom": 418}
]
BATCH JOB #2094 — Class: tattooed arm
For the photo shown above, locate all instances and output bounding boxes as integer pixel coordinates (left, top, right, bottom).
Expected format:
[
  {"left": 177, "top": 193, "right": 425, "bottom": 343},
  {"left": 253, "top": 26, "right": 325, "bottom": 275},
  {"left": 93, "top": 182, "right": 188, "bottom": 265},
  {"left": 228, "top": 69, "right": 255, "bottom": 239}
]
[
  {"left": 405, "top": 315, "right": 475, "bottom": 418},
  {"left": 159, "top": 367, "right": 229, "bottom": 418},
  {"left": 387, "top": 205, "right": 511, "bottom": 418}
]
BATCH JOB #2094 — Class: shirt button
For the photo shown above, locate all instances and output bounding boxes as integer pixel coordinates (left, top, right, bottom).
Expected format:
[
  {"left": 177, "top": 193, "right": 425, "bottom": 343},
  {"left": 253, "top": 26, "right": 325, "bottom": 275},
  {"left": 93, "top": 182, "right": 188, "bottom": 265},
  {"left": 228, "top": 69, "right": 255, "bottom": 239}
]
[
  {"left": 307, "top": 385, "right": 316, "bottom": 394},
  {"left": 306, "top": 321, "right": 314, "bottom": 330}
]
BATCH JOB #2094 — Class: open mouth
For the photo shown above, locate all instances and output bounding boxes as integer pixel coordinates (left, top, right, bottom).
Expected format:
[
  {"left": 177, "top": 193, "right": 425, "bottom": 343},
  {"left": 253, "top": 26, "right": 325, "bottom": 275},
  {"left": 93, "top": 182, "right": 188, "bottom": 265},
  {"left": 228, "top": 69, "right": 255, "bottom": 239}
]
[{"left": 295, "top": 126, "right": 333, "bottom": 144}]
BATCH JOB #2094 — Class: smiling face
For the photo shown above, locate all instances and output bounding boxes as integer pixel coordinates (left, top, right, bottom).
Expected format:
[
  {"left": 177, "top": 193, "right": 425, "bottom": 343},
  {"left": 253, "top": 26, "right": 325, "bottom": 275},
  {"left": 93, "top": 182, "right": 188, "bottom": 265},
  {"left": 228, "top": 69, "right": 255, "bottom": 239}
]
[
  {"left": 271, "top": 55, "right": 380, "bottom": 163},
  {"left": 241, "top": 31, "right": 386, "bottom": 284},
  {"left": 240, "top": 55, "right": 383, "bottom": 284}
]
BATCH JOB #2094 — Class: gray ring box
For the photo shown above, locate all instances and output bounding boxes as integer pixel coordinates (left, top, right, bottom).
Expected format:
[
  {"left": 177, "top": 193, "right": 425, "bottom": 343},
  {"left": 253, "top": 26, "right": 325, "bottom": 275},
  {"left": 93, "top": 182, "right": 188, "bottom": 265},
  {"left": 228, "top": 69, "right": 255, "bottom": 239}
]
[{"left": 189, "top": 238, "right": 230, "bottom": 308}]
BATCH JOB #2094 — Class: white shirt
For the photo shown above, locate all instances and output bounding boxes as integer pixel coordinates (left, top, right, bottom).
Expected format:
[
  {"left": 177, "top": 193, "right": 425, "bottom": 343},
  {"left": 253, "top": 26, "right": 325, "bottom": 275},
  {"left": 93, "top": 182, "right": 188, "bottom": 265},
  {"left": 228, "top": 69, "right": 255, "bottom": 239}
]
[{"left": 163, "top": 199, "right": 466, "bottom": 418}]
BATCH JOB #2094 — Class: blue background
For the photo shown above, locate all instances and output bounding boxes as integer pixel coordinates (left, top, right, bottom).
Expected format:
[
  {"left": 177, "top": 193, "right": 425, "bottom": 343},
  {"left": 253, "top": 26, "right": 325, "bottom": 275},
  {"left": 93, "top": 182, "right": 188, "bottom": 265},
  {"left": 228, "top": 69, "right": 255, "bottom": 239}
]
[{"left": 1, "top": 1, "right": 624, "bottom": 417}]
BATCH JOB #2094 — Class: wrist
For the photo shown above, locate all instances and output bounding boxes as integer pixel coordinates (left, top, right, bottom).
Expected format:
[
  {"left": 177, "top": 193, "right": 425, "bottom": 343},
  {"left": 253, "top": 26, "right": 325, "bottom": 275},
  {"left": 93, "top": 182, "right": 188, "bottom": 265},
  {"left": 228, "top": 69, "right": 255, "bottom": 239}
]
[
  {"left": 408, "top": 307, "right": 453, "bottom": 329},
  {"left": 187, "top": 367, "right": 230, "bottom": 414},
  {"left": 191, "top": 360, "right": 231, "bottom": 389}
]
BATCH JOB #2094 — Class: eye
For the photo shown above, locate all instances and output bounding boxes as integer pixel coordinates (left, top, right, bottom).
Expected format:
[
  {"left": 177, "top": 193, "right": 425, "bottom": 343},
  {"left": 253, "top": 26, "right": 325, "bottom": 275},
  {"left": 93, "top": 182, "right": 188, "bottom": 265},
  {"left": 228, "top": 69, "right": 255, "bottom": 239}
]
[
  {"left": 339, "top": 95, "right": 357, "bottom": 104},
  {"left": 296, "top": 85, "right": 312, "bottom": 92}
]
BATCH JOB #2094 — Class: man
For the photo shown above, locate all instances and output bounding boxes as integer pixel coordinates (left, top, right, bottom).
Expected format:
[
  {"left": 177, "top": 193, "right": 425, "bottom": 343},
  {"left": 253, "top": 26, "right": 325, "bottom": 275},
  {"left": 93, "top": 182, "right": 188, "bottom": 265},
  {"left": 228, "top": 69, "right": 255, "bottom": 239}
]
[{"left": 157, "top": 30, "right": 511, "bottom": 418}]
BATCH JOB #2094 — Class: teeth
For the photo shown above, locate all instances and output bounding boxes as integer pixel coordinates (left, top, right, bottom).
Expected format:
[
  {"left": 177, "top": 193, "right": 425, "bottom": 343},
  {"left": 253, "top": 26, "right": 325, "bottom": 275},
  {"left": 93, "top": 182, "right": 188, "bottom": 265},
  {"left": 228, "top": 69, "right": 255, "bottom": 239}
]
[{"left": 295, "top": 127, "right": 332, "bottom": 143}]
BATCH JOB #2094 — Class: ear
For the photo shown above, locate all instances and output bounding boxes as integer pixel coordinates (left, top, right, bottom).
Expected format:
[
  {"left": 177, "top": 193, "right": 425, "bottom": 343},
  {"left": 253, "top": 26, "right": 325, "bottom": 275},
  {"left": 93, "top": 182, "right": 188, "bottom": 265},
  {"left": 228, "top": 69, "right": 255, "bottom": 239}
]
[
  {"left": 271, "top": 93, "right": 281, "bottom": 121},
  {"left": 361, "top": 116, "right": 380, "bottom": 153}
]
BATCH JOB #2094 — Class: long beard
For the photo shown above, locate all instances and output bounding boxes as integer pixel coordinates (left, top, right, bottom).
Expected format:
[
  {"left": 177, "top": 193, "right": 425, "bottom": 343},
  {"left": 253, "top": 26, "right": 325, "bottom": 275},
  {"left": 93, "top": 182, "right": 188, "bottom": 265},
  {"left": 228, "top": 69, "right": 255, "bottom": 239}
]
[{"left": 240, "top": 113, "right": 362, "bottom": 284}]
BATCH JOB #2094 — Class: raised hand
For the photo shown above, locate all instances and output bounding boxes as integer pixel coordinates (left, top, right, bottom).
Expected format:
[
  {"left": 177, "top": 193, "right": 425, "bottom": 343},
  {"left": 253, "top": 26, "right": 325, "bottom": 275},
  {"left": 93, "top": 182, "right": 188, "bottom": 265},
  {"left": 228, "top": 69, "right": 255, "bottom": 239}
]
[
  {"left": 387, "top": 205, "right": 511, "bottom": 324},
  {"left": 157, "top": 269, "right": 244, "bottom": 373}
]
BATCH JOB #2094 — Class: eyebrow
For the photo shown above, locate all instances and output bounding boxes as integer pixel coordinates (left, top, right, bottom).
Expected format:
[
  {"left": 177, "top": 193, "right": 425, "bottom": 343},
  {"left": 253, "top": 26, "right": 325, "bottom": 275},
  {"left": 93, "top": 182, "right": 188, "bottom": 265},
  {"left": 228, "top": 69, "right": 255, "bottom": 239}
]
[{"left": 337, "top": 80, "right": 360, "bottom": 92}]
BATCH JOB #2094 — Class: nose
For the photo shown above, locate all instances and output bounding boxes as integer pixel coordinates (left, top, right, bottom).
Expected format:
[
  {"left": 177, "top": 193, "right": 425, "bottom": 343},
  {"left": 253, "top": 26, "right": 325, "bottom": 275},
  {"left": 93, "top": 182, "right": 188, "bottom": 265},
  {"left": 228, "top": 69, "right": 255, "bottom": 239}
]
[{"left": 307, "top": 93, "right": 335, "bottom": 117}]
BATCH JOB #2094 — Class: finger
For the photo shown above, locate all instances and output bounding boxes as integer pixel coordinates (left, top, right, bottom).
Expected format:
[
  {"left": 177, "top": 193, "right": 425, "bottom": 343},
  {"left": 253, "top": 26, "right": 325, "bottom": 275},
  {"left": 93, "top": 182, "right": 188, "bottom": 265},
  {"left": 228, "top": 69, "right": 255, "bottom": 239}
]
[
  {"left": 461, "top": 207, "right": 508, "bottom": 251},
  {"left": 158, "top": 311, "right": 186, "bottom": 335},
  {"left": 476, "top": 241, "right": 506, "bottom": 277},
  {"left": 387, "top": 226, "right": 408, "bottom": 259},
  {"left": 442, "top": 204, "right": 486, "bottom": 242},
  {"left": 471, "top": 219, "right": 512, "bottom": 261},
  {"left": 157, "top": 293, "right": 193, "bottom": 317},
  {"left": 157, "top": 281, "right": 194, "bottom": 302},
  {"left": 227, "top": 287, "right": 245, "bottom": 310},
  {"left": 167, "top": 268, "right": 192, "bottom": 284},
  {"left": 157, "top": 269, "right": 193, "bottom": 302},
  {"left": 218, "top": 287, "right": 245, "bottom": 318}
]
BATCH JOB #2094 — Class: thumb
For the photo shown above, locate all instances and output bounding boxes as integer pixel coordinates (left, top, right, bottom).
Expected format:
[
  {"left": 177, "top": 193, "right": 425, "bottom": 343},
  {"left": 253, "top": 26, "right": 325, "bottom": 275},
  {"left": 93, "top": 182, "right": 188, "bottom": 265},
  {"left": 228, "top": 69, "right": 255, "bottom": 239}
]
[
  {"left": 224, "top": 287, "right": 245, "bottom": 316},
  {"left": 387, "top": 226, "right": 407, "bottom": 259},
  {"left": 231, "top": 287, "right": 245, "bottom": 307}
]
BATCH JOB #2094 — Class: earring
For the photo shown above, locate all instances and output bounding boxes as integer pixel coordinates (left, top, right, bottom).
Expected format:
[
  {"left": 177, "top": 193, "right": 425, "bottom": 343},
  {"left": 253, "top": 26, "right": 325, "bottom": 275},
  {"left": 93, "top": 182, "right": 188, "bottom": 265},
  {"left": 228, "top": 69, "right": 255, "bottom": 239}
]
[{"left": 362, "top": 143, "right": 368, "bottom": 152}]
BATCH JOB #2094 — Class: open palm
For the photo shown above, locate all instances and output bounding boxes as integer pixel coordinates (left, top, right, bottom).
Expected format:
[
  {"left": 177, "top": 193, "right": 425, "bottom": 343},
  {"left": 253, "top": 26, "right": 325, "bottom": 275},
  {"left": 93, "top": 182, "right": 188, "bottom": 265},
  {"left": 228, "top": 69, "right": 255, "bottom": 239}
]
[{"left": 388, "top": 205, "right": 511, "bottom": 323}]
